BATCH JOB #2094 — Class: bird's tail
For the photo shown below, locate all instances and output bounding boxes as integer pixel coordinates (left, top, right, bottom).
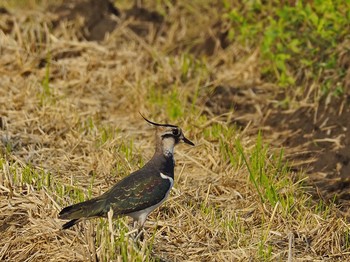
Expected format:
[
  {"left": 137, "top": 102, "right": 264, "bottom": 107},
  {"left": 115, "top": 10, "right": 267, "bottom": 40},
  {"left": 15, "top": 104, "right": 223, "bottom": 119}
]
[{"left": 59, "top": 197, "right": 106, "bottom": 229}]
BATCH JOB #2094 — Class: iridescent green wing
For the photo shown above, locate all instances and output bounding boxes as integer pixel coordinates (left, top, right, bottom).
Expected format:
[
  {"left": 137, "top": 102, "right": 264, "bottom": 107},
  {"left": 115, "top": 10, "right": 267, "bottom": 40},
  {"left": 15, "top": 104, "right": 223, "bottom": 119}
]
[{"left": 105, "top": 170, "right": 171, "bottom": 215}]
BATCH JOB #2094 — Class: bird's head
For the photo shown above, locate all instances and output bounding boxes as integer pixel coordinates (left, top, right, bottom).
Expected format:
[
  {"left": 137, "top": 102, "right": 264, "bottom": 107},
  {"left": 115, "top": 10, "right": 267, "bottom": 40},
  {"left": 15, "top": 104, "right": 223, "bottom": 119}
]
[{"left": 140, "top": 113, "right": 194, "bottom": 157}]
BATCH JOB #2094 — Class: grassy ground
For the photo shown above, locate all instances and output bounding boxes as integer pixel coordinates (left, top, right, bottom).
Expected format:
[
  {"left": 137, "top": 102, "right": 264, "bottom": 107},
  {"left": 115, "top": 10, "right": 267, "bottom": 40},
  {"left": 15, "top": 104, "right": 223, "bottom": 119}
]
[{"left": 1, "top": 0, "right": 350, "bottom": 261}]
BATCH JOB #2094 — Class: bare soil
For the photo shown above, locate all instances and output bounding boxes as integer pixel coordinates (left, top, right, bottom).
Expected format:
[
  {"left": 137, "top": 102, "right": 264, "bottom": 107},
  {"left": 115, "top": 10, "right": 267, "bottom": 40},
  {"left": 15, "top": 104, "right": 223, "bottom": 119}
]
[
  {"left": 50, "top": 0, "right": 164, "bottom": 41},
  {"left": 209, "top": 83, "right": 350, "bottom": 212}
]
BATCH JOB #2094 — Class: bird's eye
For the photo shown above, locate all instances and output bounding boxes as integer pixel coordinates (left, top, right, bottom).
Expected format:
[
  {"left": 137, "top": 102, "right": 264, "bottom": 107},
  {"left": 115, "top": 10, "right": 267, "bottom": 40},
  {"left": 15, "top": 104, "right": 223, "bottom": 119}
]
[{"left": 172, "top": 128, "right": 180, "bottom": 136}]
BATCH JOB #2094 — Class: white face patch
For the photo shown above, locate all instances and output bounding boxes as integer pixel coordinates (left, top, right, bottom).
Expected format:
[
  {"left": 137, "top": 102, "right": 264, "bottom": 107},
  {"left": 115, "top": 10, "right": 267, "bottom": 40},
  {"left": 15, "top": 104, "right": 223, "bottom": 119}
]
[{"left": 162, "top": 136, "right": 175, "bottom": 158}]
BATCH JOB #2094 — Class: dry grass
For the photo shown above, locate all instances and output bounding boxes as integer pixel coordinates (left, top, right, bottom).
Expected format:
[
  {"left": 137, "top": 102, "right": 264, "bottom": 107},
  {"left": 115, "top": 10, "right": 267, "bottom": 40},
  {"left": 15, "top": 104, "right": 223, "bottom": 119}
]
[{"left": 1, "top": 1, "right": 350, "bottom": 261}]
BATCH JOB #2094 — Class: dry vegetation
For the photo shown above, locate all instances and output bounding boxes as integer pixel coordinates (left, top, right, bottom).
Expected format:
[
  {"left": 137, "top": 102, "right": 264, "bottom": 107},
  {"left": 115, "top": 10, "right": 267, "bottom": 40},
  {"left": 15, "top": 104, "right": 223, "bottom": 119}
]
[{"left": 1, "top": 0, "right": 350, "bottom": 261}]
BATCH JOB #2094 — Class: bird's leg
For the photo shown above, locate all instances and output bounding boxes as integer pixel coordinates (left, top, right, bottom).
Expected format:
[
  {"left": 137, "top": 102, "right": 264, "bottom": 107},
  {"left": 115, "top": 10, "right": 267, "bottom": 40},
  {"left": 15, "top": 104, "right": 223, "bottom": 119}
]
[
  {"left": 133, "top": 217, "right": 146, "bottom": 241},
  {"left": 125, "top": 219, "right": 139, "bottom": 239},
  {"left": 125, "top": 219, "right": 144, "bottom": 242},
  {"left": 134, "top": 225, "right": 144, "bottom": 242}
]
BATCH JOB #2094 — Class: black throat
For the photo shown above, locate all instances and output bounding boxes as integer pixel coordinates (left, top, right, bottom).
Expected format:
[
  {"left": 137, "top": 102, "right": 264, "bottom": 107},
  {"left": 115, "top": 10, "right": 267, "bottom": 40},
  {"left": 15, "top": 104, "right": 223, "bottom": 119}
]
[{"left": 148, "top": 152, "right": 175, "bottom": 179}]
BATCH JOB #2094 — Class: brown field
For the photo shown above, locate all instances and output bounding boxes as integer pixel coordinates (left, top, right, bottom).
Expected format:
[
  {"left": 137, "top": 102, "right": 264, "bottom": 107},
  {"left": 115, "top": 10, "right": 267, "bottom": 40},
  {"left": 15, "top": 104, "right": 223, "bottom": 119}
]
[{"left": 1, "top": 0, "right": 350, "bottom": 261}]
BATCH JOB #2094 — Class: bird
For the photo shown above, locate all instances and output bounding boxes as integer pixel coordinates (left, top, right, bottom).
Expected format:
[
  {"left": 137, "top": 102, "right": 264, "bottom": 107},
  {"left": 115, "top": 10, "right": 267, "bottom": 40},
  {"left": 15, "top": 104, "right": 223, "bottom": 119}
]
[{"left": 58, "top": 114, "right": 194, "bottom": 230}]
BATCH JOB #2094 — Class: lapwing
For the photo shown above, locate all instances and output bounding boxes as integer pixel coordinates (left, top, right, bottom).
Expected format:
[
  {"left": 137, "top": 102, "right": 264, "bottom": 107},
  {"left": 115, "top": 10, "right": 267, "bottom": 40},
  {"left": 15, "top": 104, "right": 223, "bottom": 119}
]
[{"left": 58, "top": 114, "right": 194, "bottom": 230}]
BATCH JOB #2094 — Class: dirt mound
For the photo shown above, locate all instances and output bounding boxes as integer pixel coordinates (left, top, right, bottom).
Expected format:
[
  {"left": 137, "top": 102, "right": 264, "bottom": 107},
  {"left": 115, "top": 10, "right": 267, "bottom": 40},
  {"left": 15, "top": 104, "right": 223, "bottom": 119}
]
[
  {"left": 266, "top": 95, "right": 350, "bottom": 210},
  {"left": 49, "top": 0, "right": 163, "bottom": 41},
  {"left": 207, "top": 85, "right": 350, "bottom": 209},
  {"left": 268, "top": 96, "right": 350, "bottom": 178},
  {"left": 50, "top": 0, "right": 120, "bottom": 41}
]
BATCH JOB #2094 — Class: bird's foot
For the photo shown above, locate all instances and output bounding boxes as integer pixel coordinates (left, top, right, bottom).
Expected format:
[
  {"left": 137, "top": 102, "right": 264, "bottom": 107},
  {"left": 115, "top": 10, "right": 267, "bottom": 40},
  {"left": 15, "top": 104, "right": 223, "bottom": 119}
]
[{"left": 126, "top": 226, "right": 144, "bottom": 242}]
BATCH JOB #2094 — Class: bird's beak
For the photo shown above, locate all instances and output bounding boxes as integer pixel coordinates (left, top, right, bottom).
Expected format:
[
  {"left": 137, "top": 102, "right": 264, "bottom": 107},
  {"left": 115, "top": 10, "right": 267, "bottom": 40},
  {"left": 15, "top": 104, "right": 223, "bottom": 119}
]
[{"left": 182, "top": 135, "right": 195, "bottom": 146}]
